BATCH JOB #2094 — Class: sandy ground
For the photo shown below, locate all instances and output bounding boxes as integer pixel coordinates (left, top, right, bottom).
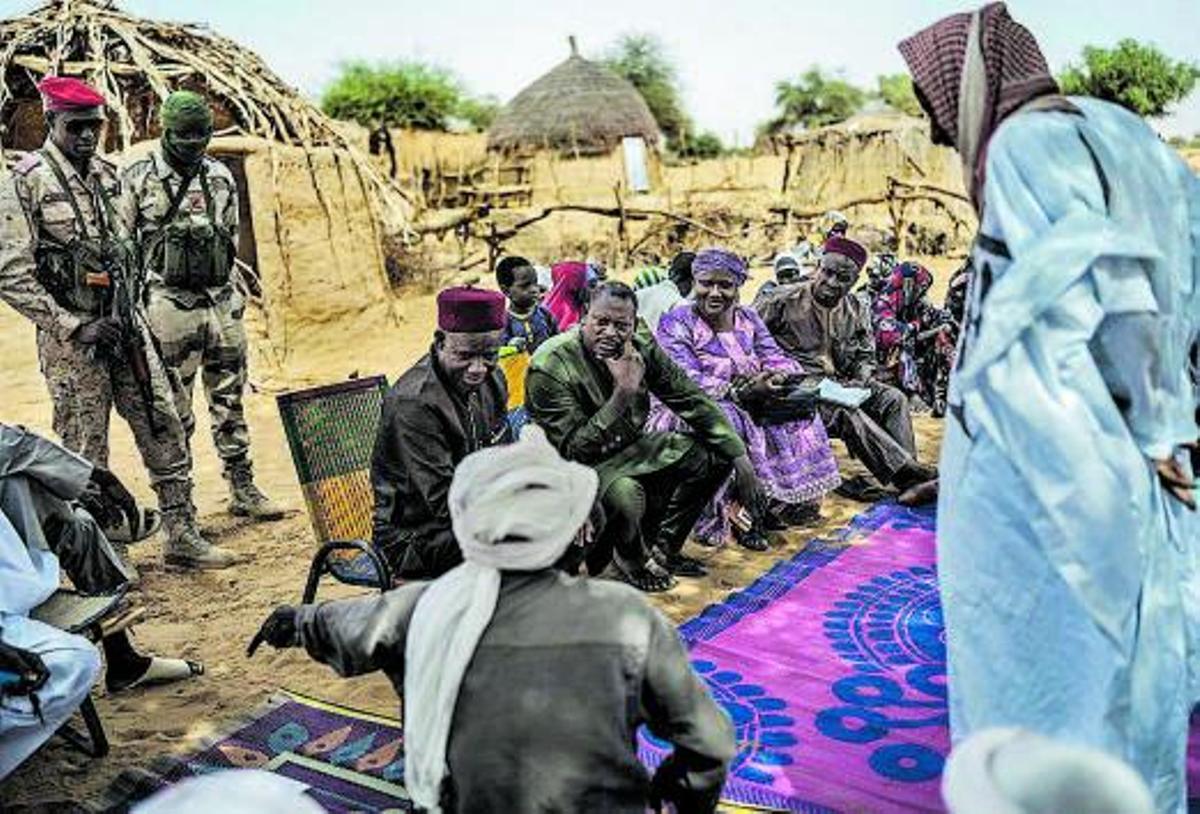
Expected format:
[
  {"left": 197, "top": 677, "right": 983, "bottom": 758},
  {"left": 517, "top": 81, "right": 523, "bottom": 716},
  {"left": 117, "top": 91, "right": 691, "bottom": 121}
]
[{"left": 2, "top": 262, "right": 948, "bottom": 808}]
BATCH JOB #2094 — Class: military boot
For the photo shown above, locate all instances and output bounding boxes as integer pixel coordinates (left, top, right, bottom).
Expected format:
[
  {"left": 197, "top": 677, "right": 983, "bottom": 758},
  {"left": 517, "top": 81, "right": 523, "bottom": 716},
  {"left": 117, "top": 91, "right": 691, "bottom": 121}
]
[
  {"left": 162, "top": 506, "right": 238, "bottom": 570},
  {"left": 226, "top": 459, "right": 285, "bottom": 521}
]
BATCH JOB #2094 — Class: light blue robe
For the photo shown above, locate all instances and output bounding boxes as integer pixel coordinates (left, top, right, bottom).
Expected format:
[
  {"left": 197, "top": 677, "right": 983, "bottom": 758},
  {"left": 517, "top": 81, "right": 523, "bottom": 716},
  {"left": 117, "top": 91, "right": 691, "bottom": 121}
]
[
  {"left": 0, "top": 427, "right": 102, "bottom": 779},
  {"left": 938, "top": 97, "right": 1200, "bottom": 812}
]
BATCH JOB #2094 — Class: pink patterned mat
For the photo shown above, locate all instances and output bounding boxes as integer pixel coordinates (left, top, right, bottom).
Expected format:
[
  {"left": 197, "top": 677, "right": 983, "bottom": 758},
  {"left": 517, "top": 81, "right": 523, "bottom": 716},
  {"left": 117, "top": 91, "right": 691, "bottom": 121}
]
[{"left": 640, "top": 502, "right": 1199, "bottom": 813}]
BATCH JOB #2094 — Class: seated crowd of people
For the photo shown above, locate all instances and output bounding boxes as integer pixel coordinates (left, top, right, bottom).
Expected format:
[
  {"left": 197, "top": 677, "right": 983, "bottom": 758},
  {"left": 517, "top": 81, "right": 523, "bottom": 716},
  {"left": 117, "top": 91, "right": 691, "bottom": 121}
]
[
  {"left": 243, "top": 231, "right": 957, "bottom": 811},
  {"left": 9, "top": 4, "right": 1199, "bottom": 810},
  {"left": 365, "top": 227, "right": 948, "bottom": 595}
]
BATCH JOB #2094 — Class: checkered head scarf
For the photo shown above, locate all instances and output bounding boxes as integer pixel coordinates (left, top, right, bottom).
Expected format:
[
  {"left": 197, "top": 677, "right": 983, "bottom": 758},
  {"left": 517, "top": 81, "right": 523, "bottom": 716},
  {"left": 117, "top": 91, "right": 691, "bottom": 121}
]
[{"left": 898, "top": 2, "right": 1057, "bottom": 208}]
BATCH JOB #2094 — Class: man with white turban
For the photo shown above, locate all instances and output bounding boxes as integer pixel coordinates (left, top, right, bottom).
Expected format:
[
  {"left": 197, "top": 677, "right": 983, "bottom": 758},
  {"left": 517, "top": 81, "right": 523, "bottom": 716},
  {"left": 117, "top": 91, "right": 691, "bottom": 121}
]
[{"left": 248, "top": 425, "right": 735, "bottom": 813}]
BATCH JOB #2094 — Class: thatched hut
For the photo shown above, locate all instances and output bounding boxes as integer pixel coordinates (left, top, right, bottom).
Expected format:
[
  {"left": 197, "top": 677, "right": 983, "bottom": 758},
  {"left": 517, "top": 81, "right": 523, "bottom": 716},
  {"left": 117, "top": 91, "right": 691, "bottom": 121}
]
[
  {"left": 483, "top": 37, "right": 662, "bottom": 203},
  {"left": 0, "top": 0, "right": 412, "bottom": 363},
  {"left": 777, "top": 113, "right": 977, "bottom": 254}
]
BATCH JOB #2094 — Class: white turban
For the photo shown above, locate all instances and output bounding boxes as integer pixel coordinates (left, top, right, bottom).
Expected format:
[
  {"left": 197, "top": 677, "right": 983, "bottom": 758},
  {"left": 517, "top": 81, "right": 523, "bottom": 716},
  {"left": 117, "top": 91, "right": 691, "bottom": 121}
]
[
  {"left": 943, "top": 728, "right": 1154, "bottom": 814},
  {"left": 133, "top": 770, "right": 323, "bottom": 814},
  {"left": 403, "top": 424, "right": 598, "bottom": 813}
]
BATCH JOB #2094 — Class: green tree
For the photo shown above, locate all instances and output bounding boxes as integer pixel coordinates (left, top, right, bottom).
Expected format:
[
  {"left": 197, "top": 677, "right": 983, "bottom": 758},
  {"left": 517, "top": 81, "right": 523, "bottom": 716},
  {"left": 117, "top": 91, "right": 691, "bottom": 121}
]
[
  {"left": 676, "top": 131, "right": 724, "bottom": 159},
  {"left": 456, "top": 94, "right": 500, "bottom": 130},
  {"left": 322, "top": 61, "right": 493, "bottom": 131},
  {"left": 1059, "top": 40, "right": 1199, "bottom": 117},
  {"left": 603, "top": 33, "right": 690, "bottom": 146},
  {"left": 876, "top": 73, "right": 922, "bottom": 117},
  {"left": 766, "top": 68, "right": 867, "bottom": 134}
]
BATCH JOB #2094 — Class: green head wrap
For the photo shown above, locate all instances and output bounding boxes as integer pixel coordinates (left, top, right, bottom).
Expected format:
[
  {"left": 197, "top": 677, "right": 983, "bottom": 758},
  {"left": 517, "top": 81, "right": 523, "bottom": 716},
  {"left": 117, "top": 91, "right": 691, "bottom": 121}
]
[
  {"left": 160, "top": 90, "right": 214, "bottom": 133},
  {"left": 160, "top": 91, "right": 213, "bottom": 171}
]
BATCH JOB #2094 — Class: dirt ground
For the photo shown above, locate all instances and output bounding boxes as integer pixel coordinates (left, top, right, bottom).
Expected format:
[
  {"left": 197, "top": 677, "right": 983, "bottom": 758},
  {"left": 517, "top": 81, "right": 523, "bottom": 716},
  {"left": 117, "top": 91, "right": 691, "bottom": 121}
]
[{"left": 2, "top": 261, "right": 950, "bottom": 808}]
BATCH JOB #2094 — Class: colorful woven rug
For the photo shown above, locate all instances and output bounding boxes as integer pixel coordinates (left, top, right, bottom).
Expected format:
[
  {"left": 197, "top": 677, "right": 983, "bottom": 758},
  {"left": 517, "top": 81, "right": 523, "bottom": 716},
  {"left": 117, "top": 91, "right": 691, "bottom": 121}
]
[
  {"left": 640, "top": 501, "right": 947, "bottom": 813},
  {"left": 100, "top": 690, "right": 411, "bottom": 813},
  {"left": 640, "top": 501, "right": 1200, "bottom": 813}
]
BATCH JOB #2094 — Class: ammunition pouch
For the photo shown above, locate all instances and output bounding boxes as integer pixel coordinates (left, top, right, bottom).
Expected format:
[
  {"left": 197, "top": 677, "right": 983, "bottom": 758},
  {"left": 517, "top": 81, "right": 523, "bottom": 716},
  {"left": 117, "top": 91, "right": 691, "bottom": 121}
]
[
  {"left": 35, "top": 237, "right": 123, "bottom": 315},
  {"left": 153, "top": 217, "right": 234, "bottom": 291}
]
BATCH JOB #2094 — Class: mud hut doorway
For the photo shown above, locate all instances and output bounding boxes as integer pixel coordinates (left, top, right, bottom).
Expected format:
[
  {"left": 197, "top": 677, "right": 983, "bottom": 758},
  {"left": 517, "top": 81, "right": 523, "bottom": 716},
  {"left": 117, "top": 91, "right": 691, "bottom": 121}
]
[{"left": 210, "top": 150, "right": 259, "bottom": 274}]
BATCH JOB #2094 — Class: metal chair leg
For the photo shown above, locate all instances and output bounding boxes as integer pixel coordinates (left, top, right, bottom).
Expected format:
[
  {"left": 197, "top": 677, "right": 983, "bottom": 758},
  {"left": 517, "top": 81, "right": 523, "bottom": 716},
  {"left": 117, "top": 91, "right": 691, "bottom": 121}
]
[
  {"left": 57, "top": 695, "right": 110, "bottom": 758},
  {"left": 302, "top": 540, "right": 392, "bottom": 603}
]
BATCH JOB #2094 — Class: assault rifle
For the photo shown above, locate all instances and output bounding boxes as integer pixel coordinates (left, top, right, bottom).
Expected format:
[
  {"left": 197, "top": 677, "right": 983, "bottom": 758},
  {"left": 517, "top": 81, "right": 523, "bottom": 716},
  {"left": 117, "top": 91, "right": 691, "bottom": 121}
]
[{"left": 100, "top": 242, "right": 161, "bottom": 437}]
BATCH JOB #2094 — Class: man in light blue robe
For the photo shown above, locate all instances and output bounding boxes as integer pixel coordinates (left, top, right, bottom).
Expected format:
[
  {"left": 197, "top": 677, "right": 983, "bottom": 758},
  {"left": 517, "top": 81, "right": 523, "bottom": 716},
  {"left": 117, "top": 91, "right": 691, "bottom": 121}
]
[
  {"left": 901, "top": 4, "right": 1200, "bottom": 811},
  {"left": 0, "top": 501, "right": 101, "bottom": 780}
]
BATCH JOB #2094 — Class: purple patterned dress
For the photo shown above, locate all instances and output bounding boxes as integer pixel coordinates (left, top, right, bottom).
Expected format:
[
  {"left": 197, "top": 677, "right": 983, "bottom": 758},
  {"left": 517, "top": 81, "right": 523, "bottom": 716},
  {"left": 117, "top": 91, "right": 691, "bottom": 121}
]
[{"left": 648, "top": 305, "right": 841, "bottom": 545}]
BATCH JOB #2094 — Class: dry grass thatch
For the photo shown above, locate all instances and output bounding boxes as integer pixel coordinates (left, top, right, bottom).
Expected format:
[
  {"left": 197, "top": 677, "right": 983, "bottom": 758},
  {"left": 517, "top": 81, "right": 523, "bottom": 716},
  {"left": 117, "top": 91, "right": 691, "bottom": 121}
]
[
  {"left": 487, "top": 38, "right": 661, "bottom": 157},
  {"left": 0, "top": 0, "right": 412, "bottom": 235}
]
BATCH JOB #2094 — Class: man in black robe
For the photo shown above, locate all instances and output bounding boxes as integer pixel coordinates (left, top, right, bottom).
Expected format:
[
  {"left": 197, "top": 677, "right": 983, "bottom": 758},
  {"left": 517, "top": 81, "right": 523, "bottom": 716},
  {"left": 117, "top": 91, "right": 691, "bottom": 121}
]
[{"left": 370, "top": 286, "right": 511, "bottom": 577}]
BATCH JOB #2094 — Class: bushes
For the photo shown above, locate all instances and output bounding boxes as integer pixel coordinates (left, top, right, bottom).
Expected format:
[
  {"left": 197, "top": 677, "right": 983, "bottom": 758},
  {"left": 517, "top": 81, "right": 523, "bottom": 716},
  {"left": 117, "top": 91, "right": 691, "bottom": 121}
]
[
  {"left": 1059, "top": 40, "right": 1199, "bottom": 117},
  {"left": 322, "top": 61, "right": 495, "bottom": 131}
]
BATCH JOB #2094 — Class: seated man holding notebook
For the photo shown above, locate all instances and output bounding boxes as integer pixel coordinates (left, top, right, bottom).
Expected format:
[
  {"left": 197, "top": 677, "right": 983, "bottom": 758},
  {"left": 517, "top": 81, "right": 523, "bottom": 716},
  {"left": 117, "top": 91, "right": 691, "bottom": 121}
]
[{"left": 756, "top": 237, "right": 937, "bottom": 501}]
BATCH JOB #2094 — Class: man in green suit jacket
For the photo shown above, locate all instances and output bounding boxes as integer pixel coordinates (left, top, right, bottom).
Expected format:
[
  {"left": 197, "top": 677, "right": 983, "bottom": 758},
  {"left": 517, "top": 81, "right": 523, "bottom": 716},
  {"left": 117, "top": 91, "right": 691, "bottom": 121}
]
[{"left": 525, "top": 282, "right": 762, "bottom": 592}]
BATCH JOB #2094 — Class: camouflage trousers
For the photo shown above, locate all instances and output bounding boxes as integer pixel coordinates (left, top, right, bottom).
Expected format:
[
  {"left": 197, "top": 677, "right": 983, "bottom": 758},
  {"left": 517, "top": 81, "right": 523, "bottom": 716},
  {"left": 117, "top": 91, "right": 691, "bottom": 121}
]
[
  {"left": 146, "top": 286, "right": 251, "bottom": 474},
  {"left": 37, "top": 320, "right": 193, "bottom": 510}
]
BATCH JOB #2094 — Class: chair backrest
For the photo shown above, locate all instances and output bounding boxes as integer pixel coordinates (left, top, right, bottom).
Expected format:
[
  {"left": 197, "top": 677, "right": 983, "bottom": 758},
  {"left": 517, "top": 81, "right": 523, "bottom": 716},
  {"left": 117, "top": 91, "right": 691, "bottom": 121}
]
[
  {"left": 499, "top": 347, "right": 531, "bottom": 434},
  {"left": 277, "top": 376, "right": 388, "bottom": 545}
]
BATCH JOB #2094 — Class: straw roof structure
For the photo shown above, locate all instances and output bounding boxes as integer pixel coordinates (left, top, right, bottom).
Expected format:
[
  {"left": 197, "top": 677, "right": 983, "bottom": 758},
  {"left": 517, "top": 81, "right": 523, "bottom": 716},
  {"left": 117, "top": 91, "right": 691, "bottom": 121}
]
[
  {"left": 487, "top": 37, "right": 661, "bottom": 156},
  {"left": 0, "top": 0, "right": 411, "bottom": 228}
]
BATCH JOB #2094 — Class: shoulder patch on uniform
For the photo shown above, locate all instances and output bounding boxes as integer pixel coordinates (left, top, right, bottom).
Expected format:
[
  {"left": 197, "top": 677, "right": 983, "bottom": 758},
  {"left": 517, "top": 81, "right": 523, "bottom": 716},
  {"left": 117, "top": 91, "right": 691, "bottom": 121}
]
[{"left": 12, "top": 152, "right": 42, "bottom": 176}]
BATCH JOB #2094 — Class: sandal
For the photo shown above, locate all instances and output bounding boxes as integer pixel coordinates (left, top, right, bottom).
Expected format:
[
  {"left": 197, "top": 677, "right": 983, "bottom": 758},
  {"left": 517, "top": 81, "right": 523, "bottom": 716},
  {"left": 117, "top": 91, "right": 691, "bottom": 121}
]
[
  {"left": 662, "top": 553, "right": 708, "bottom": 577},
  {"left": 103, "top": 507, "right": 162, "bottom": 545},
  {"left": 107, "top": 656, "right": 204, "bottom": 693},
  {"left": 778, "top": 502, "right": 822, "bottom": 528},
  {"left": 612, "top": 560, "right": 675, "bottom": 593},
  {"left": 733, "top": 527, "right": 771, "bottom": 552},
  {"left": 835, "top": 475, "right": 892, "bottom": 503}
]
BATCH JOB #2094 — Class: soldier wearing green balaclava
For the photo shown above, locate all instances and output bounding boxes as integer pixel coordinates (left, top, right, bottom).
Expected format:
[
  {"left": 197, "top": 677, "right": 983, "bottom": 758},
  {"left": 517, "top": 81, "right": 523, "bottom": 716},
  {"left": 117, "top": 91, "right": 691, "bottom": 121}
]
[
  {"left": 159, "top": 90, "right": 214, "bottom": 173},
  {"left": 118, "top": 90, "right": 283, "bottom": 540}
]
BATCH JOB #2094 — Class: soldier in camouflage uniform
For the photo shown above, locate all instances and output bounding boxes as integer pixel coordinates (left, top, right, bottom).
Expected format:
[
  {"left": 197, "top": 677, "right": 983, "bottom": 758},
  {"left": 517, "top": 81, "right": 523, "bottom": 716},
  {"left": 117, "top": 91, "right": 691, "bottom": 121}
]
[
  {"left": 119, "top": 91, "right": 281, "bottom": 521},
  {"left": 0, "top": 77, "right": 236, "bottom": 570}
]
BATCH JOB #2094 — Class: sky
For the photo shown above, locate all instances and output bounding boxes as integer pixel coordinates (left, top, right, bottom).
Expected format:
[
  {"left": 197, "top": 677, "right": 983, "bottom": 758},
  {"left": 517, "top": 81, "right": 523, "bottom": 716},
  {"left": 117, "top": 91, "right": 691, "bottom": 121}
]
[{"left": 11, "top": 0, "right": 1200, "bottom": 145}]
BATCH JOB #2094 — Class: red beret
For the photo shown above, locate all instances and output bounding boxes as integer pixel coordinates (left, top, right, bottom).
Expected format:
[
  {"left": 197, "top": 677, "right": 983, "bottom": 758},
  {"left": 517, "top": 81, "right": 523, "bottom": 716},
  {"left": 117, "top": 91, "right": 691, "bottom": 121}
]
[
  {"left": 437, "top": 286, "right": 506, "bottom": 333},
  {"left": 823, "top": 236, "right": 868, "bottom": 270},
  {"left": 38, "top": 76, "right": 105, "bottom": 113}
]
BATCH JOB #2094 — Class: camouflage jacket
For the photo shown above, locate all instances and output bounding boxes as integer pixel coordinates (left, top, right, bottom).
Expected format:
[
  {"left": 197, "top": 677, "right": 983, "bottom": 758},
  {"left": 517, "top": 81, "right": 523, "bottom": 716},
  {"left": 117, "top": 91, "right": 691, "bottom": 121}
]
[
  {"left": 119, "top": 146, "right": 239, "bottom": 306},
  {"left": 0, "top": 140, "right": 124, "bottom": 340}
]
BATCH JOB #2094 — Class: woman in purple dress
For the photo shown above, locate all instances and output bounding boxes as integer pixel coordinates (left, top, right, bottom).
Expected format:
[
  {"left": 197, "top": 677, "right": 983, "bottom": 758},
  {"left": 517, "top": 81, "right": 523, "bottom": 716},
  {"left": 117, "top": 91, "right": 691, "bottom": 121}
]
[{"left": 648, "top": 248, "right": 840, "bottom": 550}]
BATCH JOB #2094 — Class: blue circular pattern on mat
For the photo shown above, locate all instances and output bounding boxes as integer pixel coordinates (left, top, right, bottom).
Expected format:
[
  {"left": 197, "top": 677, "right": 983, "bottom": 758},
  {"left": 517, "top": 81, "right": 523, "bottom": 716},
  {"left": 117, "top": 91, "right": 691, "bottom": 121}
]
[
  {"left": 823, "top": 566, "right": 944, "bottom": 670},
  {"left": 869, "top": 743, "right": 944, "bottom": 782},
  {"left": 644, "top": 659, "right": 797, "bottom": 786},
  {"left": 817, "top": 561, "right": 948, "bottom": 784}
]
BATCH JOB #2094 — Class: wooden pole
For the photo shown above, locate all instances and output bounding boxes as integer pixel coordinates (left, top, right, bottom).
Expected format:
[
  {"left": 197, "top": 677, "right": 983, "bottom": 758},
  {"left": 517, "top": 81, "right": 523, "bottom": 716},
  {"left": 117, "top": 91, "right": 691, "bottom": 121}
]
[{"left": 614, "top": 182, "right": 629, "bottom": 269}]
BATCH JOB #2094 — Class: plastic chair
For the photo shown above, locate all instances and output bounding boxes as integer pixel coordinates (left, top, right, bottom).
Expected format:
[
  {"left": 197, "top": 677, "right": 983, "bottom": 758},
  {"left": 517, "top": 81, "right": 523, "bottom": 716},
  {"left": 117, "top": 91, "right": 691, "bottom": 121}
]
[{"left": 276, "top": 376, "right": 393, "bottom": 602}]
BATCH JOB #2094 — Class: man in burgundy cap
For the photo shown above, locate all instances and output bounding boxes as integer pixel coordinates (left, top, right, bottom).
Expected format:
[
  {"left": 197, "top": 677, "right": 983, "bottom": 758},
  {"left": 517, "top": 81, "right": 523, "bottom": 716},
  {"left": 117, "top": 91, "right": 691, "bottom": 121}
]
[
  {"left": 757, "top": 236, "right": 937, "bottom": 501},
  {"left": 0, "top": 76, "right": 235, "bottom": 569},
  {"left": 370, "top": 286, "right": 512, "bottom": 578}
]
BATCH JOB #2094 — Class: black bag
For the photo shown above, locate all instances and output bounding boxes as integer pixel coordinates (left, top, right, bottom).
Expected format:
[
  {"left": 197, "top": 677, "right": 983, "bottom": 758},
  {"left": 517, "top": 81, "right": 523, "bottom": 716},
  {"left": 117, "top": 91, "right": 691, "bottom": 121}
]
[{"left": 748, "top": 383, "right": 820, "bottom": 426}]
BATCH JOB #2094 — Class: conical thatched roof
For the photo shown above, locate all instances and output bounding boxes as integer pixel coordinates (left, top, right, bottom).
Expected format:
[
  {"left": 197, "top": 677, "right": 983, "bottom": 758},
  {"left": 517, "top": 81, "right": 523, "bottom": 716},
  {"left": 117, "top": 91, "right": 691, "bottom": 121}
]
[
  {"left": 487, "top": 38, "right": 661, "bottom": 156},
  {"left": 0, "top": 0, "right": 411, "bottom": 230},
  {"left": 0, "top": 0, "right": 343, "bottom": 149}
]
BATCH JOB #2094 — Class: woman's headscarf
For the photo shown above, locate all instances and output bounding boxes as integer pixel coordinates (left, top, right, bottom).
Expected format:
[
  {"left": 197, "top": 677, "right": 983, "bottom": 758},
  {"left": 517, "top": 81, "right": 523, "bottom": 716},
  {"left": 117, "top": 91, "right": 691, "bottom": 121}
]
[
  {"left": 692, "top": 247, "right": 748, "bottom": 286},
  {"left": 404, "top": 425, "right": 599, "bottom": 813},
  {"left": 543, "top": 261, "right": 589, "bottom": 329},
  {"left": 632, "top": 266, "right": 668, "bottom": 291},
  {"left": 879, "top": 261, "right": 935, "bottom": 319},
  {"left": 898, "top": 2, "right": 1057, "bottom": 207}
]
